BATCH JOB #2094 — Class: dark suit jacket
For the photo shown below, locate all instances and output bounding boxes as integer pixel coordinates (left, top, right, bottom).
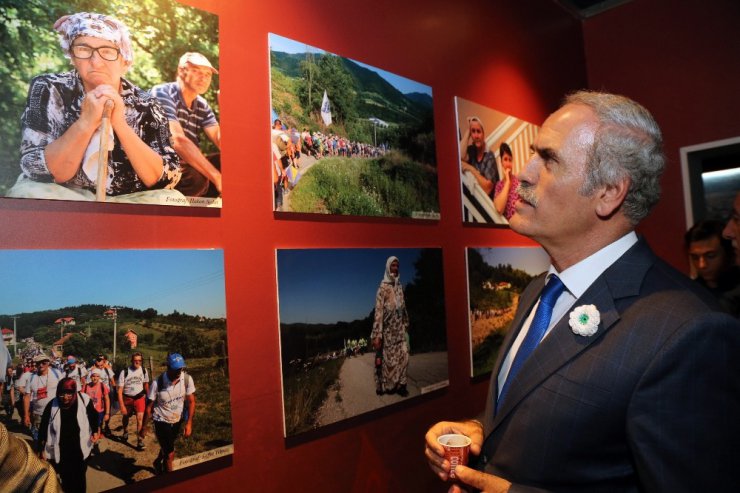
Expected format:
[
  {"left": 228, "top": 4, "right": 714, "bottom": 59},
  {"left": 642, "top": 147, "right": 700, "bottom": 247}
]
[{"left": 478, "top": 238, "right": 740, "bottom": 492}]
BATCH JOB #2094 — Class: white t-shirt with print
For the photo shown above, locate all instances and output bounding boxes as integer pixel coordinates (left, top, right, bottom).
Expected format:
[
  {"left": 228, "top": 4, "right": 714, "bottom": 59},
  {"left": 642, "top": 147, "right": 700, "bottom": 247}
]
[
  {"left": 147, "top": 372, "right": 196, "bottom": 424},
  {"left": 25, "top": 369, "right": 62, "bottom": 415},
  {"left": 117, "top": 366, "right": 149, "bottom": 397}
]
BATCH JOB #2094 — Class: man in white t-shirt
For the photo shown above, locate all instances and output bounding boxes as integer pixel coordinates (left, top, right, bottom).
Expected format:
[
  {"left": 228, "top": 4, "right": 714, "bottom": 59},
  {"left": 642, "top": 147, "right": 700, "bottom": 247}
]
[
  {"left": 117, "top": 352, "right": 149, "bottom": 450},
  {"left": 23, "top": 354, "right": 62, "bottom": 442},
  {"left": 140, "top": 353, "right": 195, "bottom": 474},
  {"left": 64, "top": 355, "right": 88, "bottom": 391}
]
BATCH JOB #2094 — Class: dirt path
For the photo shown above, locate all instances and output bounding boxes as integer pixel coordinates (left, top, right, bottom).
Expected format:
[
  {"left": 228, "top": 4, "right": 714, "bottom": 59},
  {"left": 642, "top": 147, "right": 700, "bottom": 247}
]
[
  {"left": 470, "top": 294, "right": 519, "bottom": 348},
  {"left": 5, "top": 410, "right": 161, "bottom": 492},
  {"left": 282, "top": 154, "right": 318, "bottom": 212},
  {"left": 316, "top": 351, "right": 448, "bottom": 427}
]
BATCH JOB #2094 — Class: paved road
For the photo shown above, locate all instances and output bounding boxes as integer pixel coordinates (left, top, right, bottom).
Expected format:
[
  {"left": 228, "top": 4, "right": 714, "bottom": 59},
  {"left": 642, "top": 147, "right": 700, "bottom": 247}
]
[{"left": 316, "top": 351, "right": 449, "bottom": 427}]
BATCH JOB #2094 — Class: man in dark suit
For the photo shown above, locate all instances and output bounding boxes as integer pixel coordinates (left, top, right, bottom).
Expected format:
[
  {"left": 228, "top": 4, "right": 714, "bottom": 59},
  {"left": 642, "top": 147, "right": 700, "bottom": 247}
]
[{"left": 425, "top": 91, "right": 740, "bottom": 492}]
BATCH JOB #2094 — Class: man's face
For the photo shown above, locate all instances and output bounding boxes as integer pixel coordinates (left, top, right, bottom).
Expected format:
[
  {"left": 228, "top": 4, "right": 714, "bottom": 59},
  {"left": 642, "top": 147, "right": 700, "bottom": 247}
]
[
  {"left": 723, "top": 193, "right": 740, "bottom": 264},
  {"left": 132, "top": 356, "right": 142, "bottom": 367},
  {"left": 180, "top": 63, "right": 213, "bottom": 94},
  {"left": 688, "top": 236, "right": 728, "bottom": 286},
  {"left": 509, "top": 104, "right": 600, "bottom": 250}
]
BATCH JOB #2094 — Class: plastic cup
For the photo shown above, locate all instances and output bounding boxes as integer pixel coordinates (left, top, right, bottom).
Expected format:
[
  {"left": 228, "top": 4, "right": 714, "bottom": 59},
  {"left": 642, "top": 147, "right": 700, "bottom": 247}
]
[{"left": 437, "top": 433, "right": 471, "bottom": 478}]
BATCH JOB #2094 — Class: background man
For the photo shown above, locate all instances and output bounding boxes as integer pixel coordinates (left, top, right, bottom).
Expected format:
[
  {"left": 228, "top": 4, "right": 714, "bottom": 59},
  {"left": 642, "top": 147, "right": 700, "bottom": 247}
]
[
  {"left": 425, "top": 91, "right": 740, "bottom": 492},
  {"left": 117, "top": 352, "right": 149, "bottom": 450},
  {"left": 24, "top": 355, "right": 62, "bottom": 443},
  {"left": 140, "top": 353, "right": 195, "bottom": 474},
  {"left": 64, "top": 355, "right": 87, "bottom": 390},
  {"left": 685, "top": 219, "right": 740, "bottom": 316},
  {"left": 152, "top": 52, "right": 221, "bottom": 197}
]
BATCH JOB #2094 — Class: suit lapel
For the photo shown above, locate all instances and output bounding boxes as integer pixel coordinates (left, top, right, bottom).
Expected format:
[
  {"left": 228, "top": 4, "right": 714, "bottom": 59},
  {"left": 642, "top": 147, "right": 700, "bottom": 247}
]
[{"left": 492, "top": 239, "right": 655, "bottom": 426}]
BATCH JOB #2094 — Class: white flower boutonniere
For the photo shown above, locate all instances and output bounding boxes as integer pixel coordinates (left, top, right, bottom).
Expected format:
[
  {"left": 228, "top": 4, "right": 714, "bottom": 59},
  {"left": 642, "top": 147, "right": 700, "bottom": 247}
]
[{"left": 569, "top": 304, "right": 600, "bottom": 337}]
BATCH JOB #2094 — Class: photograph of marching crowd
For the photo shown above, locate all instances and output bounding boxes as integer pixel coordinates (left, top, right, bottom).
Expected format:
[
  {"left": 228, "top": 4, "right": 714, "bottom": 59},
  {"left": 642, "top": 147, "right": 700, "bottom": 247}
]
[
  {"left": 0, "top": 1, "right": 221, "bottom": 207},
  {"left": 466, "top": 247, "right": 550, "bottom": 377},
  {"left": 277, "top": 248, "right": 449, "bottom": 437},
  {"left": 455, "top": 97, "right": 540, "bottom": 225},
  {"left": 269, "top": 33, "right": 440, "bottom": 219},
  {"left": 0, "top": 249, "right": 231, "bottom": 492}
]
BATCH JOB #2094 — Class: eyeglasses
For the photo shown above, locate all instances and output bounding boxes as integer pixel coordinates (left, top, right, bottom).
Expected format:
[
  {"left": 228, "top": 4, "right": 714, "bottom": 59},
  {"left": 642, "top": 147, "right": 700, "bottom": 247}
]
[
  {"left": 59, "top": 390, "right": 75, "bottom": 396},
  {"left": 71, "top": 44, "right": 121, "bottom": 61},
  {"left": 133, "top": 359, "right": 142, "bottom": 363}
]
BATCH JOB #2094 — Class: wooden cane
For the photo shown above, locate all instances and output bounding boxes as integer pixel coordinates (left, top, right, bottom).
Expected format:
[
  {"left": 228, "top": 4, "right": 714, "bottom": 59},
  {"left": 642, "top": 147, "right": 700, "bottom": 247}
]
[{"left": 96, "top": 99, "right": 114, "bottom": 202}]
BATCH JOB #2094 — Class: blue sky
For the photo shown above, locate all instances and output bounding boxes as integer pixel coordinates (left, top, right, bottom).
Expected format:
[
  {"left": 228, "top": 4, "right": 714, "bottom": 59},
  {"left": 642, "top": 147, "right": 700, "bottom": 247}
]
[
  {"left": 0, "top": 250, "right": 226, "bottom": 318},
  {"left": 269, "top": 33, "right": 432, "bottom": 96},
  {"left": 473, "top": 247, "right": 550, "bottom": 276},
  {"left": 276, "top": 248, "right": 433, "bottom": 324}
]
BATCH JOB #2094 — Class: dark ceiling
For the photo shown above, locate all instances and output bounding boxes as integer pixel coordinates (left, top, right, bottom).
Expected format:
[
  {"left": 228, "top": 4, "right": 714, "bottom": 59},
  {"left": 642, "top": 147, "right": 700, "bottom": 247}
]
[{"left": 553, "top": 0, "right": 633, "bottom": 19}]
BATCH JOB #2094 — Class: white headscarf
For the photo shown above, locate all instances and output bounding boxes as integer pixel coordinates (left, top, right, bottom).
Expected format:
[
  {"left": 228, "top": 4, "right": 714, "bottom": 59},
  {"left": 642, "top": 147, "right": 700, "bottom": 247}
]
[
  {"left": 54, "top": 12, "right": 134, "bottom": 63},
  {"left": 382, "top": 256, "right": 399, "bottom": 285}
]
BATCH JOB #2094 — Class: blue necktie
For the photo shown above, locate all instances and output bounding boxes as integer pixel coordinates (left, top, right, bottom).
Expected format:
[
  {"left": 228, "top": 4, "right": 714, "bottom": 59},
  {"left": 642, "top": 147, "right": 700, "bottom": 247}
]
[{"left": 497, "top": 275, "right": 565, "bottom": 410}]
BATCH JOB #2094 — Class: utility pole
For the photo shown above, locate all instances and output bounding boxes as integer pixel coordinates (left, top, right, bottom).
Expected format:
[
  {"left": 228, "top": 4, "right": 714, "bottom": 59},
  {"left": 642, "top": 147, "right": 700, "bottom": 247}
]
[
  {"left": 112, "top": 308, "right": 118, "bottom": 366},
  {"left": 11, "top": 316, "right": 19, "bottom": 358}
]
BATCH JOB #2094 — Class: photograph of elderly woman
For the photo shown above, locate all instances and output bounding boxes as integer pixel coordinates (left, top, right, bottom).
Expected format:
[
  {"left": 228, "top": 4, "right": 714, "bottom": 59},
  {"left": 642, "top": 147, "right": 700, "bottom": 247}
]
[
  {"left": 0, "top": 1, "right": 221, "bottom": 207},
  {"left": 277, "top": 248, "right": 448, "bottom": 437},
  {"left": 466, "top": 247, "right": 550, "bottom": 377},
  {"left": 0, "top": 249, "right": 231, "bottom": 492},
  {"left": 270, "top": 34, "right": 439, "bottom": 219},
  {"left": 455, "top": 97, "right": 540, "bottom": 225}
]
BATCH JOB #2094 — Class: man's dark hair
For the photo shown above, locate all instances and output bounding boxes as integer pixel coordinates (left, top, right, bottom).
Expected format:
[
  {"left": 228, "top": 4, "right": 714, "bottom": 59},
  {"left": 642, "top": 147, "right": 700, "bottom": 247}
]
[{"left": 685, "top": 219, "right": 733, "bottom": 257}]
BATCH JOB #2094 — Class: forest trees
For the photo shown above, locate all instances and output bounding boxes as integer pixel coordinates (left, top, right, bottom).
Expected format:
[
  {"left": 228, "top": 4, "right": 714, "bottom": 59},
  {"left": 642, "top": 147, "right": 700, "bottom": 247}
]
[{"left": 298, "top": 54, "right": 357, "bottom": 129}]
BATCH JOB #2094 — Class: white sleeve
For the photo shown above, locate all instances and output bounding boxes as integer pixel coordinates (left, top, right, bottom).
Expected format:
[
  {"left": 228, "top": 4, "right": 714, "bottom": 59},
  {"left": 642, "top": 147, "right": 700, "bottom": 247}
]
[{"left": 147, "top": 379, "right": 157, "bottom": 401}]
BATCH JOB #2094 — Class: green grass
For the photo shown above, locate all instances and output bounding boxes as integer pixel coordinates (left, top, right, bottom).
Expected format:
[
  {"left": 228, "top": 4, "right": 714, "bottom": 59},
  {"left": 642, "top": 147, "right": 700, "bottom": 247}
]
[
  {"left": 282, "top": 358, "right": 343, "bottom": 436},
  {"left": 472, "top": 332, "right": 505, "bottom": 377},
  {"left": 290, "top": 151, "right": 439, "bottom": 217}
]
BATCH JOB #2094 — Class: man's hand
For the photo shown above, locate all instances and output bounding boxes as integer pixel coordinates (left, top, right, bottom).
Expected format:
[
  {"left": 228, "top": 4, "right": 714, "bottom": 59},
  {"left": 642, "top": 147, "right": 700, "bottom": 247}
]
[
  {"left": 452, "top": 465, "right": 511, "bottom": 493},
  {"left": 425, "top": 420, "right": 484, "bottom": 482},
  {"left": 183, "top": 421, "right": 193, "bottom": 438}
]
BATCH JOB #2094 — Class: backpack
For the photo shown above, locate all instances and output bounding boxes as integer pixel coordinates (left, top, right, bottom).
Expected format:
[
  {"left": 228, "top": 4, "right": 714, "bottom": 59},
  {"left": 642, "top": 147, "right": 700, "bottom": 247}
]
[
  {"left": 157, "top": 371, "right": 192, "bottom": 421},
  {"left": 123, "top": 367, "right": 148, "bottom": 380}
]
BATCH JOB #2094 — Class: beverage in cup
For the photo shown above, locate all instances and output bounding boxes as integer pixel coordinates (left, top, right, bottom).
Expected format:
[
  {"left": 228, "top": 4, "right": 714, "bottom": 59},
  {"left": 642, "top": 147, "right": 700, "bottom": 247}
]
[{"left": 437, "top": 433, "right": 471, "bottom": 479}]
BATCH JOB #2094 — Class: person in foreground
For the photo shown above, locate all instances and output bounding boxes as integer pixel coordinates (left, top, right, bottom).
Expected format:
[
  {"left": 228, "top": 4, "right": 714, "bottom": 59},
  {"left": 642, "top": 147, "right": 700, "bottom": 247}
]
[
  {"left": 8, "top": 12, "right": 183, "bottom": 204},
  {"left": 425, "top": 90, "right": 740, "bottom": 492}
]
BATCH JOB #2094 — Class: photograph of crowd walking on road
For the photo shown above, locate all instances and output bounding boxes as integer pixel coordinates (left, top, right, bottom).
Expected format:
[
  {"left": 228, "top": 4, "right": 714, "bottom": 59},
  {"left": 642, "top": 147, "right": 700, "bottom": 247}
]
[
  {"left": 466, "top": 247, "right": 550, "bottom": 377},
  {"left": 0, "top": 249, "right": 231, "bottom": 492},
  {"left": 276, "top": 248, "right": 448, "bottom": 437},
  {"left": 269, "top": 33, "right": 439, "bottom": 219},
  {"left": 455, "top": 97, "right": 540, "bottom": 225},
  {"left": 0, "top": 0, "right": 221, "bottom": 208}
]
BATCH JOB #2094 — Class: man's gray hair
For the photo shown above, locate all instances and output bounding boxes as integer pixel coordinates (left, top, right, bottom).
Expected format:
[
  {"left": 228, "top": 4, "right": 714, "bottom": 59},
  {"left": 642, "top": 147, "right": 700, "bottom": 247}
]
[{"left": 566, "top": 91, "right": 665, "bottom": 225}]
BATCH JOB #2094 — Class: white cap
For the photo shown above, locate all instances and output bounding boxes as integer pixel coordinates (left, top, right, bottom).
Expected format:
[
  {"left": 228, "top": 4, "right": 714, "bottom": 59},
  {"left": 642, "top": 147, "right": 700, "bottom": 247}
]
[{"left": 178, "top": 52, "right": 218, "bottom": 74}]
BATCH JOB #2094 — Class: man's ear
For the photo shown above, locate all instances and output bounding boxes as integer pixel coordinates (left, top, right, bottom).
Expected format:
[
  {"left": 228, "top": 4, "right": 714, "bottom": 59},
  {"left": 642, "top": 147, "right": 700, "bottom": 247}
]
[{"left": 595, "top": 177, "right": 630, "bottom": 218}]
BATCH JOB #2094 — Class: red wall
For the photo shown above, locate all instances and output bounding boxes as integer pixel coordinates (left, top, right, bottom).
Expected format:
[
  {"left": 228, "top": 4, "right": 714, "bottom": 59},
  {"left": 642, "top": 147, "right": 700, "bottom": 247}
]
[
  {"left": 0, "top": 0, "right": 586, "bottom": 491},
  {"left": 583, "top": 0, "right": 740, "bottom": 270}
]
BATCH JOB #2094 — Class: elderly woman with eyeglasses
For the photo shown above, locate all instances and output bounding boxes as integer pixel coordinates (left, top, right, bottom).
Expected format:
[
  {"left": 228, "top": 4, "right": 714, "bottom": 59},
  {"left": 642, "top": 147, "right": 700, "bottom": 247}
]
[{"left": 8, "top": 12, "right": 183, "bottom": 203}]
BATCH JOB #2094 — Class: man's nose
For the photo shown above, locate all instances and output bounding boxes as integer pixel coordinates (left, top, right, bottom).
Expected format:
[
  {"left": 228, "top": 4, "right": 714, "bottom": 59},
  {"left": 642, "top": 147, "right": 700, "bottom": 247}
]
[{"left": 697, "top": 256, "right": 707, "bottom": 269}]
